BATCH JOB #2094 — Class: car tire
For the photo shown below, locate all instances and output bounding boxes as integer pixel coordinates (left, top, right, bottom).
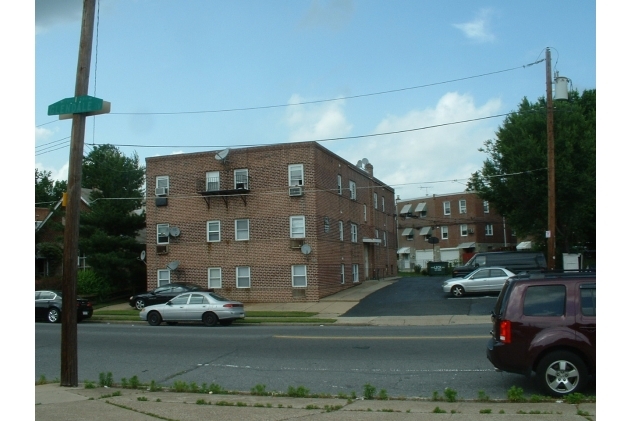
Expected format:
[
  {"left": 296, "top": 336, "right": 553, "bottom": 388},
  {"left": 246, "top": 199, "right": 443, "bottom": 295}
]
[
  {"left": 147, "top": 311, "right": 162, "bottom": 326},
  {"left": 134, "top": 299, "right": 146, "bottom": 310},
  {"left": 219, "top": 320, "right": 233, "bottom": 326},
  {"left": 451, "top": 285, "right": 465, "bottom": 297},
  {"left": 202, "top": 312, "right": 218, "bottom": 327},
  {"left": 536, "top": 351, "right": 588, "bottom": 397},
  {"left": 47, "top": 308, "right": 61, "bottom": 323}
]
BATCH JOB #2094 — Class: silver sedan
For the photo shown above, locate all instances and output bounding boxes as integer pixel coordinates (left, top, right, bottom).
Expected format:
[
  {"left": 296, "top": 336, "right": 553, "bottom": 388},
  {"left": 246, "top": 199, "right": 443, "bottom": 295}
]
[
  {"left": 139, "top": 291, "right": 245, "bottom": 326},
  {"left": 443, "top": 267, "right": 515, "bottom": 297}
]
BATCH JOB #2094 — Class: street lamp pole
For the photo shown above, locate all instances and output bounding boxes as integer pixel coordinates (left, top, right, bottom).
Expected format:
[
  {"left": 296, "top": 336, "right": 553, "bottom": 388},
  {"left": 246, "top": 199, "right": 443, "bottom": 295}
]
[{"left": 546, "top": 47, "right": 556, "bottom": 271}]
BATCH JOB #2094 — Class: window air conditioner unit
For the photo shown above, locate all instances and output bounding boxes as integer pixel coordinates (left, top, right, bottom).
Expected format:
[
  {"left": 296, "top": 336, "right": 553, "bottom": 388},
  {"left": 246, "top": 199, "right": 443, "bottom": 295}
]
[
  {"left": 155, "top": 187, "right": 167, "bottom": 196},
  {"left": 156, "top": 245, "right": 168, "bottom": 254},
  {"left": 236, "top": 183, "right": 246, "bottom": 190},
  {"left": 289, "top": 186, "right": 304, "bottom": 197},
  {"left": 290, "top": 239, "right": 304, "bottom": 249},
  {"left": 468, "top": 229, "right": 474, "bottom": 235}
]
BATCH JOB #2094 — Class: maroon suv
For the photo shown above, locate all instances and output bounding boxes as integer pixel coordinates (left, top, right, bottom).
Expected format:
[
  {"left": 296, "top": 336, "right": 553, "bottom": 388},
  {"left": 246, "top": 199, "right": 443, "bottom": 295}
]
[{"left": 486, "top": 272, "right": 596, "bottom": 397}]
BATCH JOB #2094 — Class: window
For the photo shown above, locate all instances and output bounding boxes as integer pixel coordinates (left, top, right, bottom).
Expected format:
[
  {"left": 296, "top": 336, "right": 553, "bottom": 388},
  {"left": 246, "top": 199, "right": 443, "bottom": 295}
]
[
  {"left": 352, "top": 264, "right": 359, "bottom": 283},
  {"left": 323, "top": 217, "right": 330, "bottom": 233},
  {"left": 234, "top": 169, "right": 248, "bottom": 189},
  {"left": 382, "top": 196, "right": 385, "bottom": 212},
  {"left": 157, "top": 269, "right": 170, "bottom": 286},
  {"left": 523, "top": 285, "right": 566, "bottom": 316},
  {"left": 339, "top": 221, "right": 344, "bottom": 241},
  {"left": 460, "top": 224, "right": 468, "bottom": 237},
  {"left": 580, "top": 284, "right": 596, "bottom": 317},
  {"left": 443, "top": 201, "right": 451, "bottom": 215},
  {"left": 157, "top": 224, "right": 169, "bottom": 244},
  {"left": 459, "top": 199, "right": 467, "bottom": 214},
  {"left": 208, "top": 268, "right": 222, "bottom": 289},
  {"left": 288, "top": 164, "right": 304, "bottom": 186},
  {"left": 156, "top": 176, "right": 169, "bottom": 195},
  {"left": 441, "top": 226, "right": 448, "bottom": 239},
  {"left": 337, "top": 175, "right": 342, "bottom": 195},
  {"left": 375, "top": 229, "right": 379, "bottom": 239},
  {"left": 349, "top": 180, "right": 356, "bottom": 200},
  {"left": 290, "top": 216, "right": 305, "bottom": 238},
  {"left": 292, "top": 265, "right": 307, "bottom": 287},
  {"left": 206, "top": 171, "right": 220, "bottom": 191},
  {"left": 351, "top": 223, "right": 358, "bottom": 242},
  {"left": 236, "top": 266, "right": 251, "bottom": 288},
  {"left": 235, "top": 219, "right": 249, "bottom": 240},
  {"left": 382, "top": 231, "right": 387, "bottom": 247},
  {"left": 373, "top": 193, "right": 378, "bottom": 209},
  {"left": 170, "top": 294, "right": 189, "bottom": 305},
  {"left": 207, "top": 221, "right": 221, "bottom": 242},
  {"left": 340, "top": 263, "right": 345, "bottom": 284},
  {"left": 485, "top": 224, "right": 494, "bottom": 236},
  {"left": 189, "top": 294, "right": 208, "bottom": 305},
  {"left": 363, "top": 204, "right": 367, "bottom": 221},
  {"left": 483, "top": 200, "right": 490, "bottom": 213}
]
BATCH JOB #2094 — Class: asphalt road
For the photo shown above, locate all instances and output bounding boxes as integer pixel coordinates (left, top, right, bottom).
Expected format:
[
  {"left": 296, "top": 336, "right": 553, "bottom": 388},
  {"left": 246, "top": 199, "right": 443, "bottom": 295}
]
[{"left": 341, "top": 276, "right": 499, "bottom": 317}]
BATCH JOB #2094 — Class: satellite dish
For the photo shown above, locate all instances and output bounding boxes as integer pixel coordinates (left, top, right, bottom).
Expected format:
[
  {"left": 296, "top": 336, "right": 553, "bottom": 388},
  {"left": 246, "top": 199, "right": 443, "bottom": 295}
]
[
  {"left": 356, "top": 160, "right": 363, "bottom": 167},
  {"left": 361, "top": 158, "right": 369, "bottom": 166},
  {"left": 427, "top": 236, "right": 440, "bottom": 244},
  {"left": 215, "top": 148, "right": 230, "bottom": 161},
  {"left": 140, "top": 250, "right": 146, "bottom": 261},
  {"left": 300, "top": 244, "right": 312, "bottom": 255},
  {"left": 167, "top": 261, "right": 180, "bottom": 270},
  {"left": 169, "top": 227, "right": 181, "bottom": 237}
]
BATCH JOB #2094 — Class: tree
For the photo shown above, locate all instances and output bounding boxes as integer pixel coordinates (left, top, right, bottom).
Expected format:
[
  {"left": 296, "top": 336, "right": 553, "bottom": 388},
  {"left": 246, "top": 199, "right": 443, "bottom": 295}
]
[
  {"left": 79, "top": 145, "right": 146, "bottom": 292},
  {"left": 35, "top": 169, "right": 67, "bottom": 205},
  {"left": 468, "top": 89, "right": 595, "bottom": 255}
]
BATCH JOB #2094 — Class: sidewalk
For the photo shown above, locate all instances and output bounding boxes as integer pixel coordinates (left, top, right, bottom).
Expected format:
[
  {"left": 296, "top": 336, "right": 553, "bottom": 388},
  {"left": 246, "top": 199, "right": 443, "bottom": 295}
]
[{"left": 35, "top": 383, "right": 596, "bottom": 421}]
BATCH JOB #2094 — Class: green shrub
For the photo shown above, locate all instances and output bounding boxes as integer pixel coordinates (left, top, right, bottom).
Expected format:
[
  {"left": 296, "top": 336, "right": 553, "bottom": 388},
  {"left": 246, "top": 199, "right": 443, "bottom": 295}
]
[
  {"left": 98, "top": 372, "right": 113, "bottom": 387},
  {"left": 172, "top": 380, "right": 188, "bottom": 392},
  {"left": 378, "top": 389, "right": 388, "bottom": 400},
  {"left": 444, "top": 387, "right": 457, "bottom": 402},
  {"left": 414, "top": 264, "right": 422, "bottom": 274},
  {"left": 77, "top": 269, "right": 111, "bottom": 300},
  {"left": 363, "top": 383, "right": 376, "bottom": 400},
  {"left": 129, "top": 376, "right": 140, "bottom": 389},
  {"left": 251, "top": 384, "right": 268, "bottom": 396},
  {"left": 287, "top": 385, "right": 309, "bottom": 397},
  {"left": 507, "top": 386, "right": 524, "bottom": 402}
]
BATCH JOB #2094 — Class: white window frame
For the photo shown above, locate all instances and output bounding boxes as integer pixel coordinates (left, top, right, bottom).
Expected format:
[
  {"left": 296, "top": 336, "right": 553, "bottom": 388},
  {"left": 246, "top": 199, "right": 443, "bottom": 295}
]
[
  {"left": 443, "top": 201, "right": 451, "bottom": 215},
  {"left": 157, "top": 223, "right": 170, "bottom": 244},
  {"left": 339, "top": 221, "right": 344, "bottom": 241},
  {"left": 382, "top": 196, "right": 385, "bottom": 212},
  {"left": 207, "top": 267, "right": 222, "bottom": 289},
  {"left": 363, "top": 204, "right": 367, "bottom": 222},
  {"left": 235, "top": 219, "right": 249, "bottom": 241},
  {"left": 441, "top": 226, "right": 448, "bottom": 240},
  {"left": 324, "top": 217, "right": 330, "bottom": 233},
  {"left": 459, "top": 199, "right": 467, "bottom": 214},
  {"left": 290, "top": 215, "right": 305, "bottom": 238},
  {"left": 483, "top": 201, "right": 490, "bottom": 213},
  {"left": 485, "top": 224, "right": 494, "bottom": 236},
  {"left": 234, "top": 169, "right": 248, "bottom": 190},
  {"left": 206, "top": 171, "right": 220, "bottom": 191},
  {"left": 349, "top": 180, "right": 356, "bottom": 200},
  {"left": 460, "top": 224, "right": 468, "bottom": 237},
  {"left": 337, "top": 174, "right": 342, "bottom": 195},
  {"left": 156, "top": 176, "right": 169, "bottom": 195},
  {"left": 292, "top": 265, "right": 307, "bottom": 287},
  {"left": 288, "top": 164, "right": 304, "bottom": 186},
  {"left": 373, "top": 193, "right": 378, "bottom": 209},
  {"left": 236, "top": 266, "right": 251, "bottom": 288},
  {"left": 157, "top": 269, "right": 170, "bottom": 286},
  {"left": 383, "top": 231, "right": 387, "bottom": 246},
  {"left": 207, "top": 220, "right": 221, "bottom": 242},
  {"left": 340, "top": 263, "right": 345, "bottom": 284},
  {"left": 375, "top": 229, "right": 379, "bottom": 239},
  {"left": 351, "top": 223, "right": 358, "bottom": 243},
  {"left": 352, "top": 264, "right": 359, "bottom": 283}
]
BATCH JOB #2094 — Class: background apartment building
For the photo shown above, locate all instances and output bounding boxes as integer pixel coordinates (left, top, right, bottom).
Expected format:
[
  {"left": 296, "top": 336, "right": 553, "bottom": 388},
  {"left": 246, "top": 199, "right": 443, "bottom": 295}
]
[
  {"left": 145, "top": 141, "right": 397, "bottom": 303},
  {"left": 396, "top": 192, "right": 514, "bottom": 271}
]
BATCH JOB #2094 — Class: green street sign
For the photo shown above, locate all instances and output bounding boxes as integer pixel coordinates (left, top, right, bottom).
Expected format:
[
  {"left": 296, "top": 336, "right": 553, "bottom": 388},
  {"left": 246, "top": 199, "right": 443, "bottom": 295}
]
[{"left": 48, "top": 95, "right": 104, "bottom": 116}]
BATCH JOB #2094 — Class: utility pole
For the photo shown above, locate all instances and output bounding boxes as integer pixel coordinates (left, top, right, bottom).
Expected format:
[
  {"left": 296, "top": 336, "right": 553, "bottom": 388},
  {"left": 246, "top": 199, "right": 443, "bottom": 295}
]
[
  {"left": 60, "top": 0, "right": 96, "bottom": 387},
  {"left": 545, "top": 47, "right": 556, "bottom": 271}
]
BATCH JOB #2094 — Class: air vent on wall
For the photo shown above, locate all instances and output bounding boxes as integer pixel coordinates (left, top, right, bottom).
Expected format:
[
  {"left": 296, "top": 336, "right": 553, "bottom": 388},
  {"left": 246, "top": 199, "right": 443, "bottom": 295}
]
[{"left": 156, "top": 245, "right": 168, "bottom": 255}]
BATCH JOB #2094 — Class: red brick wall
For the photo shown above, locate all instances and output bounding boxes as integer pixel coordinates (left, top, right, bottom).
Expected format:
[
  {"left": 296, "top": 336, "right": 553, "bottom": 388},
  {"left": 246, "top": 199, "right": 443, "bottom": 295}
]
[{"left": 145, "top": 142, "right": 396, "bottom": 302}]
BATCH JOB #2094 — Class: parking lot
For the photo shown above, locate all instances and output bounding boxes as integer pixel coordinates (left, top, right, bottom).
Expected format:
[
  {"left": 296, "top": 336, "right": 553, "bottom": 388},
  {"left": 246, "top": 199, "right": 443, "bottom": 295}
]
[{"left": 341, "top": 276, "right": 498, "bottom": 317}]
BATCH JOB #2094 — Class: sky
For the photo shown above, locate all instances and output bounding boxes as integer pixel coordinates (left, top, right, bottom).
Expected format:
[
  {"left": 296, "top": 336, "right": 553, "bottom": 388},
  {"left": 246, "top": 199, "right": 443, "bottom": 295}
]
[{"left": 32, "top": 0, "right": 597, "bottom": 202}]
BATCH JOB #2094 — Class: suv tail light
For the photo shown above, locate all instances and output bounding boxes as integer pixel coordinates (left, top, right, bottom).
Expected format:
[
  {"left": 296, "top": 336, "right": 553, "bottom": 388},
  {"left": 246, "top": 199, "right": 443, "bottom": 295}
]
[{"left": 499, "top": 320, "right": 511, "bottom": 343}]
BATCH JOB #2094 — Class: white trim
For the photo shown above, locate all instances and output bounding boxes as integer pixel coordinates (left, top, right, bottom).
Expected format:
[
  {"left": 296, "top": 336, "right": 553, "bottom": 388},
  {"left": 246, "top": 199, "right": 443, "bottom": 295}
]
[
  {"left": 236, "top": 266, "right": 251, "bottom": 288},
  {"left": 207, "top": 220, "right": 221, "bottom": 242},
  {"left": 290, "top": 215, "right": 305, "bottom": 238},
  {"left": 291, "top": 265, "right": 307, "bottom": 287},
  {"left": 208, "top": 267, "right": 222, "bottom": 289},
  {"left": 235, "top": 219, "right": 249, "bottom": 241}
]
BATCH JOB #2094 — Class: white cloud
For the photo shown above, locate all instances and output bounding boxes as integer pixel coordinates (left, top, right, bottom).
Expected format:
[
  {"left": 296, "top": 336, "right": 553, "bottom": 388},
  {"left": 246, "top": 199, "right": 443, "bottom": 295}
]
[
  {"left": 35, "top": 127, "right": 55, "bottom": 143},
  {"left": 453, "top": 9, "right": 496, "bottom": 43},
  {"left": 285, "top": 94, "right": 353, "bottom": 142},
  {"left": 335, "top": 92, "right": 502, "bottom": 200},
  {"left": 35, "top": 160, "right": 69, "bottom": 183}
]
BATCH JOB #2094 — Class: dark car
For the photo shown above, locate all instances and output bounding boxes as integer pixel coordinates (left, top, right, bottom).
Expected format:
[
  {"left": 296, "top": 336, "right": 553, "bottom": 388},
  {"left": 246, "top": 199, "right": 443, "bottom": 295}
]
[
  {"left": 452, "top": 251, "right": 547, "bottom": 278},
  {"left": 129, "top": 283, "right": 207, "bottom": 310},
  {"left": 35, "top": 290, "right": 93, "bottom": 323},
  {"left": 486, "top": 272, "right": 596, "bottom": 397}
]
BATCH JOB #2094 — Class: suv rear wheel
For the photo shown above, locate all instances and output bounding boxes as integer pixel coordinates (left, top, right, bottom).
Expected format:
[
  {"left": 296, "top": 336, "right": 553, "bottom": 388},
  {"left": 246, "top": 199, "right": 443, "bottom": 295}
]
[{"left": 536, "top": 351, "right": 588, "bottom": 397}]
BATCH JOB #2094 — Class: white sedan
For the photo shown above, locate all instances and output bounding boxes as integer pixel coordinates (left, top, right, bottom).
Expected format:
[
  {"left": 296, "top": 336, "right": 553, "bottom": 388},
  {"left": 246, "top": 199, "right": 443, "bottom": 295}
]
[
  {"left": 443, "top": 267, "right": 515, "bottom": 297},
  {"left": 140, "top": 291, "right": 245, "bottom": 326}
]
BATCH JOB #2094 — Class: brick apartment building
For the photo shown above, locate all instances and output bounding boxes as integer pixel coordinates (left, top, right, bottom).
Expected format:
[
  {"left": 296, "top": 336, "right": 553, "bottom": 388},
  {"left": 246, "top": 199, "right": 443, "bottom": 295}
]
[
  {"left": 145, "top": 141, "right": 397, "bottom": 303},
  {"left": 396, "top": 192, "right": 515, "bottom": 271}
]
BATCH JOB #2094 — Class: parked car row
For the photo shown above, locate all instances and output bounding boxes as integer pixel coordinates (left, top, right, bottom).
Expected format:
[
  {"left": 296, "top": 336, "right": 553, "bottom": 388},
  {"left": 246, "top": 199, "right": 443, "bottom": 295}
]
[{"left": 35, "top": 290, "right": 93, "bottom": 323}]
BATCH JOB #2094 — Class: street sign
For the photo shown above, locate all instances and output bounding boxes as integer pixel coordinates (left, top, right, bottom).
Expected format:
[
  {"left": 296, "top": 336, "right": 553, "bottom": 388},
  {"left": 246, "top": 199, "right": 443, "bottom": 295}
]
[{"left": 48, "top": 95, "right": 105, "bottom": 116}]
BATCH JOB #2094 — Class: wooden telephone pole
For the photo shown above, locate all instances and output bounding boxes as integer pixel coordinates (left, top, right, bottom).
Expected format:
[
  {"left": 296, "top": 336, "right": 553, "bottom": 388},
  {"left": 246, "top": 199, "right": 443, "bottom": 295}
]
[
  {"left": 60, "top": 0, "right": 96, "bottom": 387},
  {"left": 545, "top": 47, "right": 556, "bottom": 271}
]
